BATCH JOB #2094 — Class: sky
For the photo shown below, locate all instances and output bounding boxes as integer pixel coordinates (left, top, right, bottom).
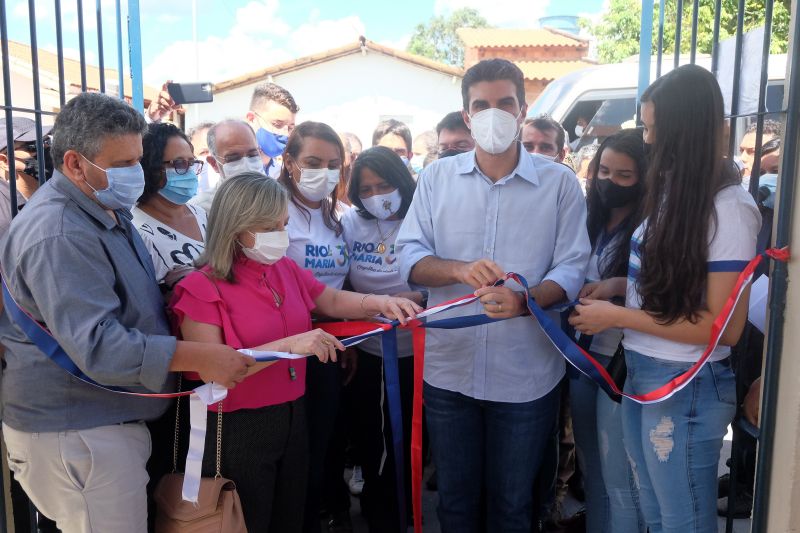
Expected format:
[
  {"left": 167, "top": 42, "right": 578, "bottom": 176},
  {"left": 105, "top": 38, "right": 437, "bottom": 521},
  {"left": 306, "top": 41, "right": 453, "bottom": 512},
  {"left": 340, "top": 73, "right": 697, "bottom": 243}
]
[{"left": 7, "top": 0, "right": 605, "bottom": 88}]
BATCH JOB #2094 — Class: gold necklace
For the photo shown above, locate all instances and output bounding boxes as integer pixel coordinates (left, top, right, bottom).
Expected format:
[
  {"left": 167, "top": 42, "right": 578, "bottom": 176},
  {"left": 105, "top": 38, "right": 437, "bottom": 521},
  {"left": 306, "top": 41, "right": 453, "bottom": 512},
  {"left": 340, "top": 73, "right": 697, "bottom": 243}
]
[{"left": 375, "top": 219, "right": 400, "bottom": 254}]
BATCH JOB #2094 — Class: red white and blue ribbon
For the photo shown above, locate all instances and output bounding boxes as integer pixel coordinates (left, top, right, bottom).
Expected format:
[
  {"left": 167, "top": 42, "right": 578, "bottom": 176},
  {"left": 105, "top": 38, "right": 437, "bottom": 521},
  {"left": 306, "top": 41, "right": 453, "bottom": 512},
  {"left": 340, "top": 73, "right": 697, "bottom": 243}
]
[{"left": 2, "top": 247, "right": 789, "bottom": 528}]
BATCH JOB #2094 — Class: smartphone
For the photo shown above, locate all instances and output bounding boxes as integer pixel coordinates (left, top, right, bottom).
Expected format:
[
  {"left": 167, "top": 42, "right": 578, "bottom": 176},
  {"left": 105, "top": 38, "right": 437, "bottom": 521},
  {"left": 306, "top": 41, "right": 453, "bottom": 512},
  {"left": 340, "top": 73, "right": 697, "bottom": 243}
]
[{"left": 166, "top": 82, "right": 214, "bottom": 105}]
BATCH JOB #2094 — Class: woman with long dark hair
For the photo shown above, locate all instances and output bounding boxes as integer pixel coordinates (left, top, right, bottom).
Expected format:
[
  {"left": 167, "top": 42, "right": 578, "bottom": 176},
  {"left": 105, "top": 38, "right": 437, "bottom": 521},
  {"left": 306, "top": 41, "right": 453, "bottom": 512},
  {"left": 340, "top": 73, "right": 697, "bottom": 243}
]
[
  {"left": 276, "top": 121, "right": 353, "bottom": 531},
  {"left": 569, "top": 65, "right": 761, "bottom": 532},
  {"left": 342, "top": 146, "right": 422, "bottom": 531},
  {"left": 571, "top": 129, "right": 646, "bottom": 532}
]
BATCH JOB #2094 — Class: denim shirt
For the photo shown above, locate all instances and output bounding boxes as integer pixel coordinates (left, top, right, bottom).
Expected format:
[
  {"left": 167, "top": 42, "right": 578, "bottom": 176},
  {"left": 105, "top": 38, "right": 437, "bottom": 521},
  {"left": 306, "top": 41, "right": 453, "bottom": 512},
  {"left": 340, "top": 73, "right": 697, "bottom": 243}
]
[
  {"left": 0, "top": 170, "right": 176, "bottom": 432},
  {"left": 396, "top": 148, "right": 590, "bottom": 402}
]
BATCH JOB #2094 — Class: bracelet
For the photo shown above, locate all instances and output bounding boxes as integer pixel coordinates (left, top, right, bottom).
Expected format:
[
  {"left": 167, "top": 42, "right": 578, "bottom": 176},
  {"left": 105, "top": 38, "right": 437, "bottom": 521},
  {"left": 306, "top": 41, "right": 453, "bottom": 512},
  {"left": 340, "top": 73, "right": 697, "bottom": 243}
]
[{"left": 360, "top": 293, "right": 375, "bottom": 316}]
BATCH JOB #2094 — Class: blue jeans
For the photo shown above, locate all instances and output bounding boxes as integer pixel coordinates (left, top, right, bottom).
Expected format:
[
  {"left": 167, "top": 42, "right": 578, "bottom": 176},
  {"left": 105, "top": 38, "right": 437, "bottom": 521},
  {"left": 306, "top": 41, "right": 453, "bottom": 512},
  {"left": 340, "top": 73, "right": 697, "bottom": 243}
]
[
  {"left": 621, "top": 349, "right": 736, "bottom": 533},
  {"left": 424, "top": 381, "right": 560, "bottom": 533},
  {"left": 570, "top": 353, "right": 643, "bottom": 533}
]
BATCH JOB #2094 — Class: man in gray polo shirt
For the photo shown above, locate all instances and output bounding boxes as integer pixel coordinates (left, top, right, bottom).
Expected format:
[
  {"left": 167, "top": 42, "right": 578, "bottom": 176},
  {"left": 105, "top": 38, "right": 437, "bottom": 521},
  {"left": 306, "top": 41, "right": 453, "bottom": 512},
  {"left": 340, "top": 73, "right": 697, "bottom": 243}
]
[{"left": 0, "top": 92, "right": 254, "bottom": 533}]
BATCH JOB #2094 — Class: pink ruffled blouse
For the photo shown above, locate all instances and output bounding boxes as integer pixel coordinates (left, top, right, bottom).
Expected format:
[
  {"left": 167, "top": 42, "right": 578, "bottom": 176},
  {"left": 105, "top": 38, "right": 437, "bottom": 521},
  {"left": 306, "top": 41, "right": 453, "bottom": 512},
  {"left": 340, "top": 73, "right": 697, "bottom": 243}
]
[{"left": 171, "top": 256, "right": 326, "bottom": 412}]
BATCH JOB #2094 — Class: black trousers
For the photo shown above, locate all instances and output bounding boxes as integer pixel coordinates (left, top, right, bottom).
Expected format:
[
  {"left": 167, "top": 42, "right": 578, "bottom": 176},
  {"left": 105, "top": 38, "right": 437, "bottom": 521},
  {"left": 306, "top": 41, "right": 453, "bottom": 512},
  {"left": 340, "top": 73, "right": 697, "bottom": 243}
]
[
  {"left": 201, "top": 398, "right": 309, "bottom": 533},
  {"left": 303, "top": 358, "right": 344, "bottom": 533},
  {"left": 351, "top": 349, "right": 414, "bottom": 533}
]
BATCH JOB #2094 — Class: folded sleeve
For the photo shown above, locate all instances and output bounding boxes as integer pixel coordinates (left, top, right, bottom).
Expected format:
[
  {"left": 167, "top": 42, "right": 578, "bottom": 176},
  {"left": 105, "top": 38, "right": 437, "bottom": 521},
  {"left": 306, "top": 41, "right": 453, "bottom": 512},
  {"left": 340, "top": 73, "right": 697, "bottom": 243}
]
[
  {"left": 542, "top": 172, "right": 592, "bottom": 300},
  {"left": 707, "top": 193, "right": 761, "bottom": 272},
  {"left": 170, "top": 271, "right": 225, "bottom": 331},
  {"left": 396, "top": 168, "right": 436, "bottom": 284}
]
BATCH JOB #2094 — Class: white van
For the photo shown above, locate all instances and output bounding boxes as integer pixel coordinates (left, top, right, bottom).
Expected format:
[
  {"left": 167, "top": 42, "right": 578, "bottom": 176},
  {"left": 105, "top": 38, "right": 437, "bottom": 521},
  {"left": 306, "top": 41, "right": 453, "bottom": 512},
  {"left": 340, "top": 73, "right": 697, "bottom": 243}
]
[{"left": 528, "top": 54, "right": 787, "bottom": 150}]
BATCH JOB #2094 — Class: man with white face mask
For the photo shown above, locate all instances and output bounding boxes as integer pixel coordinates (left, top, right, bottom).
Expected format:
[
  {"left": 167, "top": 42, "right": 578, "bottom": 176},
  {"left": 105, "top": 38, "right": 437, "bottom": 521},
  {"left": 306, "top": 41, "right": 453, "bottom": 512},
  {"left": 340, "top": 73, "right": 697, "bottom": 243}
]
[
  {"left": 192, "top": 119, "right": 265, "bottom": 211},
  {"left": 397, "top": 58, "right": 591, "bottom": 532}
]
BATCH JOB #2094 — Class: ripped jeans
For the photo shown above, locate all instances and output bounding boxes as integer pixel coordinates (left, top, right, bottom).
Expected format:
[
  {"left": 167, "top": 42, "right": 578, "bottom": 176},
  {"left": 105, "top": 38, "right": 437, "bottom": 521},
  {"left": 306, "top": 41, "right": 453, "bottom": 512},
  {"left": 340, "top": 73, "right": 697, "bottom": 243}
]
[
  {"left": 621, "top": 349, "right": 736, "bottom": 533},
  {"left": 571, "top": 353, "right": 644, "bottom": 533}
]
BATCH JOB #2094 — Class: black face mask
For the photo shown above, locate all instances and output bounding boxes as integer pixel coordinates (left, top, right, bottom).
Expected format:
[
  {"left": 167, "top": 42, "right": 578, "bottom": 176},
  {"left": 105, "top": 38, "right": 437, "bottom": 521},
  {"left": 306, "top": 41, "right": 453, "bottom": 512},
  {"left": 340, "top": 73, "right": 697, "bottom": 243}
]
[
  {"left": 596, "top": 178, "right": 641, "bottom": 209},
  {"left": 22, "top": 158, "right": 39, "bottom": 179},
  {"left": 438, "top": 148, "right": 466, "bottom": 159}
]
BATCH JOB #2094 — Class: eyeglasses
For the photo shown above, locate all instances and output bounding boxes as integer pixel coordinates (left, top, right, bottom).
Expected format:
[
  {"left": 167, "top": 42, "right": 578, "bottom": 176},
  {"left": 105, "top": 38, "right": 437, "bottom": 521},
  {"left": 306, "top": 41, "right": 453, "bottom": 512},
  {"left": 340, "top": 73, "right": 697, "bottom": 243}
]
[
  {"left": 163, "top": 158, "right": 204, "bottom": 175},
  {"left": 213, "top": 150, "right": 262, "bottom": 164}
]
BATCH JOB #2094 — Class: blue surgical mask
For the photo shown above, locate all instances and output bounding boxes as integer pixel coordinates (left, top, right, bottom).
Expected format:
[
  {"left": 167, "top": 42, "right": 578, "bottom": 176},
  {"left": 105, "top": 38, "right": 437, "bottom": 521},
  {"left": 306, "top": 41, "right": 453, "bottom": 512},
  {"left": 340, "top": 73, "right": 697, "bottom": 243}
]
[
  {"left": 410, "top": 154, "right": 425, "bottom": 174},
  {"left": 758, "top": 173, "right": 778, "bottom": 210},
  {"left": 159, "top": 168, "right": 199, "bottom": 205},
  {"left": 256, "top": 128, "right": 289, "bottom": 158},
  {"left": 81, "top": 154, "right": 145, "bottom": 211}
]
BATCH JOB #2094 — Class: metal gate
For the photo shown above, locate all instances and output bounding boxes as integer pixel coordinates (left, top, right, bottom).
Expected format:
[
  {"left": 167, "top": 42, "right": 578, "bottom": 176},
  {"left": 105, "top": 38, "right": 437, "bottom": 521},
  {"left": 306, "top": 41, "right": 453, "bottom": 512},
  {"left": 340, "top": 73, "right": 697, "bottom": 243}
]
[
  {"left": 0, "top": 1, "right": 144, "bottom": 530},
  {"left": 636, "top": 1, "right": 796, "bottom": 532}
]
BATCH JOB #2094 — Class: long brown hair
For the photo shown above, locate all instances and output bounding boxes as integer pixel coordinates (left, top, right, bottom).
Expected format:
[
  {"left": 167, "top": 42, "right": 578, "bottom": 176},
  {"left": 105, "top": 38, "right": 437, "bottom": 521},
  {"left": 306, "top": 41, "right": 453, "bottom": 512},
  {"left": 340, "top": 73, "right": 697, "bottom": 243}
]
[
  {"left": 638, "top": 65, "right": 739, "bottom": 324},
  {"left": 277, "top": 121, "right": 344, "bottom": 236}
]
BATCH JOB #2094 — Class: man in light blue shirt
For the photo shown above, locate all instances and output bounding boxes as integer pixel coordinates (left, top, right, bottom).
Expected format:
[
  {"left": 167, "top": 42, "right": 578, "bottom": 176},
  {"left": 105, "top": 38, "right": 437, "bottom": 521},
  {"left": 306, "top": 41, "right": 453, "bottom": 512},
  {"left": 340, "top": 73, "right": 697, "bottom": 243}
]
[{"left": 397, "top": 59, "right": 590, "bottom": 532}]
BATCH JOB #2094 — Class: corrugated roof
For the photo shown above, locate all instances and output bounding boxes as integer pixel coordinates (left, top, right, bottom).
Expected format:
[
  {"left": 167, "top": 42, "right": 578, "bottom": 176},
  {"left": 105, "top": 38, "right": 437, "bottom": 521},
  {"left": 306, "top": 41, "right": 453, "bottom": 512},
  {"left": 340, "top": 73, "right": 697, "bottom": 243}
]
[
  {"left": 4, "top": 40, "right": 158, "bottom": 103},
  {"left": 516, "top": 59, "right": 597, "bottom": 81},
  {"left": 457, "top": 27, "right": 588, "bottom": 49},
  {"left": 214, "top": 38, "right": 464, "bottom": 93}
]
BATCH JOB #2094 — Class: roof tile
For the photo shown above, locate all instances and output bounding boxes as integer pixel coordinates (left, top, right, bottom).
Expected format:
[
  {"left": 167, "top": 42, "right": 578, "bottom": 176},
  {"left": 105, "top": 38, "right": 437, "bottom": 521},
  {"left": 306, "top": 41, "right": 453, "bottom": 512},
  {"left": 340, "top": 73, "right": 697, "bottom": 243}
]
[{"left": 457, "top": 27, "right": 588, "bottom": 49}]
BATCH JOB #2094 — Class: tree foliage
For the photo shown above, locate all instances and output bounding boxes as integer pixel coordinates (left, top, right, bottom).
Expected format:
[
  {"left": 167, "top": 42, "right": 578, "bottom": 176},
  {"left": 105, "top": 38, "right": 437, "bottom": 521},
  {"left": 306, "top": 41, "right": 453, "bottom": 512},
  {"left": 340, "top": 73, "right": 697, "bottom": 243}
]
[
  {"left": 585, "top": 0, "right": 790, "bottom": 64},
  {"left": 406, "top": 8, "right": 492, "bottom": 66}
]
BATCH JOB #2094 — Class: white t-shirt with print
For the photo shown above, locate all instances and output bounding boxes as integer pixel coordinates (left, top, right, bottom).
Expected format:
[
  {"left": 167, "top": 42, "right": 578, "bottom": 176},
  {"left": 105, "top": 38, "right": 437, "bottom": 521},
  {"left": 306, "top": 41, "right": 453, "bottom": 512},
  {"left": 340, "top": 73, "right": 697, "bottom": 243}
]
[
  {"left": 131, "top": 203, "right": 207, "bottom": 287},
  {"left": 623, "top": 184, "right": 761, "bottom": 362},
  {"left": 286, "top": 200, "right": 349, "bottom": 290},
  {"left": 342, "top": 208, "right": 413, "bottom": 357}
]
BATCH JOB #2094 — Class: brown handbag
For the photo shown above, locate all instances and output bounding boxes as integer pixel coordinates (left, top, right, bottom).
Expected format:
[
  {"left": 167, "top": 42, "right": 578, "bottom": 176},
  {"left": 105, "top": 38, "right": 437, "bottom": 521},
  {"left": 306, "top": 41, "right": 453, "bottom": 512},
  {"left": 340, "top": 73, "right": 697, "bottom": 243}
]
[{"left": 153, "top": 378, "right": 248, "bottom": 533}]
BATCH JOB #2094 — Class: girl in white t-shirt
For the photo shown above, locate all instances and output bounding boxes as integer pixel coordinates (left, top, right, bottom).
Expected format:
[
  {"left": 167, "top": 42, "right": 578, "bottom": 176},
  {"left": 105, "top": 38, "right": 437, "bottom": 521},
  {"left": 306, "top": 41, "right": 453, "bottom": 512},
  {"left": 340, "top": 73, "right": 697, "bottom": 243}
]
[
  {"left": 276, "top": 121, "right": 351, "bottom": 529},
  {"left": 342, "top": 146, "right": 423, "bottom": 531},
  {"left": 569, "top": 65, "right": 760, "bottom": 533},
  {"left": 571, "top": 130, "right": 646, "bottom": 533},
  {"left": 132, "top": 123, "right": 206, "bottom": 294}
]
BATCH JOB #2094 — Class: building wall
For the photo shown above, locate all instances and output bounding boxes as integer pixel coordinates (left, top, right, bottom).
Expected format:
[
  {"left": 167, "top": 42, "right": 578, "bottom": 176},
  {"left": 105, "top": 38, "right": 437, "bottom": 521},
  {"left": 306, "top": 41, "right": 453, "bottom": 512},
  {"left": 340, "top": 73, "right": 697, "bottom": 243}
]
[
  {"left": 524, "top": 79, "right": 548, "bottom": 107},
  {"left": 188, "top": 52, "right": 464, "bottom": 144}
]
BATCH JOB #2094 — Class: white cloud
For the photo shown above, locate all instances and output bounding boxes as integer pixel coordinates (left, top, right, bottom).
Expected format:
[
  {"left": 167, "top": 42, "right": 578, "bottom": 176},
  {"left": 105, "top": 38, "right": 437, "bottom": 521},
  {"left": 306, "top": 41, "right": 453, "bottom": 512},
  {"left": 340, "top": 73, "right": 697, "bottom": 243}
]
[
  {"left": 144, "top": 0, "right": 368, "bottom": 86},
  {"left": 380, "top": 34, "right": 412, "bottom": 52},
  {"left": 232, "top": 0, "right": 290, "bottom": 37},
  {"left": 288, "top": 15, "right": 366, "bottom": 57},
  {"left": 434, "top": 0, "right": 551, "bottom": 28},
  {"left": 12, "top": 1, "right": 52, "bottom": 22}
]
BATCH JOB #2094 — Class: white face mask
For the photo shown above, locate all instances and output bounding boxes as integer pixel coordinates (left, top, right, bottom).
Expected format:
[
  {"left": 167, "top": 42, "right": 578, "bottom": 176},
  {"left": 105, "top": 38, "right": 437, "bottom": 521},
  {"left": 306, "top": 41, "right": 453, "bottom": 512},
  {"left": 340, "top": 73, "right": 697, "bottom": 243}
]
[
  {"left": 219, "top": 155, "right": 265, "bottom": 179},
  {"left": 241, "top": 230, "right": 289, "bottom": 264},
  {"left": 296, "top": 166, "right": 340, "bottom": 202},
  {"left": 361, "top": 189, "right": 402, "bottom": 220},
  {"left": 533, "top": 152, "right": 557, "bottom": 162},
  {"left": 574, "top": 124, "right": 585, "bottom": 138},
  {"left": 469, "top": 108, "right": 522, "bottom": 155}
]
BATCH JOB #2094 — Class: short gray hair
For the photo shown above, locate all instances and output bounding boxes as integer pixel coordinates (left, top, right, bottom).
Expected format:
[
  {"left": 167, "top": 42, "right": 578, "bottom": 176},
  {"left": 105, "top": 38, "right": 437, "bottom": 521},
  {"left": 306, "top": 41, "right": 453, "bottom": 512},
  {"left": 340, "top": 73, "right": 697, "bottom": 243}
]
[
  {"left": 197, "top": 172, "right": 288, "bottom": 282},
  {"left": 187, "top": 121, "right": 215, "bottom": 141},
  {"left": 51, "top": 92, "right": 147, "bottom": 170},
  {"left": 206, "top": 119, "right": 255, "bottom": 156}
]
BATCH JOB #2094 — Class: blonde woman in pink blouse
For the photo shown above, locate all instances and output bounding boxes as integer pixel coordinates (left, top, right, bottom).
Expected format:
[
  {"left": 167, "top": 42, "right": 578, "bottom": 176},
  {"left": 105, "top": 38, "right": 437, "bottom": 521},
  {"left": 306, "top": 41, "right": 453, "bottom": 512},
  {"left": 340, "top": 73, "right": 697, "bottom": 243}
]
[{"left": 170, "top": 172, "right": 420, "bottom": 532}]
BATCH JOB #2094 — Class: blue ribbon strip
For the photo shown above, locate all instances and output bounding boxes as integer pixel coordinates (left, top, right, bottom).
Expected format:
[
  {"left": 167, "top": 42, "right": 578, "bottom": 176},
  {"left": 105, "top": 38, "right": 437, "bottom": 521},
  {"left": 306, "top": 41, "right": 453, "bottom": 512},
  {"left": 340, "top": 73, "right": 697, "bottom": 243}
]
[
  {"left": 380, "top": 329, "right": 406, "bottom": 532},
  {"left": 2, "top": 280, "right": 110, "bottom": 389}
]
